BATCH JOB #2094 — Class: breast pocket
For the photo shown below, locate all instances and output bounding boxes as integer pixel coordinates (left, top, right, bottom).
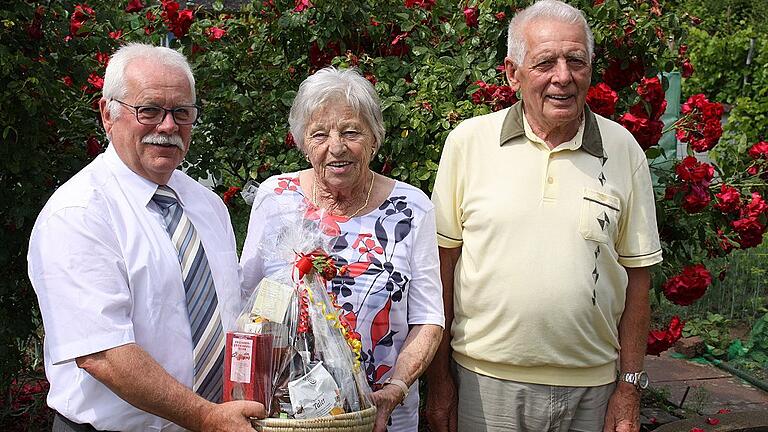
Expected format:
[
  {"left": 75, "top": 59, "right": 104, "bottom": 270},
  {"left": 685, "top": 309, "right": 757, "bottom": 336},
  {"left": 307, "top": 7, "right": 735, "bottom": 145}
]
[{"left": 579, "top": 188, "right": 621, "bottom": 244}]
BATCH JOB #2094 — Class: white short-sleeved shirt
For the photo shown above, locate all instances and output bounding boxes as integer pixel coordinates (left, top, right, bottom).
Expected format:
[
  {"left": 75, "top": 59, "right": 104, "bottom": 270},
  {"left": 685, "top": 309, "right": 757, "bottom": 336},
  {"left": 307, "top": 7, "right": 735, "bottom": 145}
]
[
  {"left": 27, "top": 145, "right": 241, "bottom": 432},
  {"left": 240, "top": 174, "right": 444, "bottom": 432}
]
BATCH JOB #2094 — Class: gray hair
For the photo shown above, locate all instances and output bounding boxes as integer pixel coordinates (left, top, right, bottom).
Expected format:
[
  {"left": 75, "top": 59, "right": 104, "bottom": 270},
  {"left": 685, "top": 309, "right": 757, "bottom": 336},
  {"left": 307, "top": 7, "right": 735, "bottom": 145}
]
[
  {"left": 507, "top": 0, "right": 594, "bottom": 66},
  {"left": 288, "top": 67, "right": 385, "bottom": 153},
  {"left": 102, "top": 43, "right": 196, "bottom": 119}
]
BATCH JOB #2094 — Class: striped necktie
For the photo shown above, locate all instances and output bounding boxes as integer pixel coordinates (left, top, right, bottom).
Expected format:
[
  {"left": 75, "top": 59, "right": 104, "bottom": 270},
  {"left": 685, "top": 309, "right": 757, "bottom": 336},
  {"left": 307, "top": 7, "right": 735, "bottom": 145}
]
[{"left": 152, "top": 185, "right": 224, "bottom": 402}]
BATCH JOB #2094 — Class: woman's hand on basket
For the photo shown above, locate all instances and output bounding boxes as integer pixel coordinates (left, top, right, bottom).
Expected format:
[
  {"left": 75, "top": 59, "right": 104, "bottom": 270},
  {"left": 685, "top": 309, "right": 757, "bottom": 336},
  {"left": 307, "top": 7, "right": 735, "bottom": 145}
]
[
  {"left": 198, "top": 400, "right": 266, "bottom": 432},
  {"left": 370, "top": 385, "right": 404, "bottom": 432}
]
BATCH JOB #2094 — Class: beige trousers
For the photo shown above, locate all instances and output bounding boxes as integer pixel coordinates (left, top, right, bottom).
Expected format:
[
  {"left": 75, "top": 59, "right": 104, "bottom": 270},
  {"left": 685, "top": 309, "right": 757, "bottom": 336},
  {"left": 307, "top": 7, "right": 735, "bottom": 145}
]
[{"left": 455, "top": 363, "right": 615, "bottom": 432}]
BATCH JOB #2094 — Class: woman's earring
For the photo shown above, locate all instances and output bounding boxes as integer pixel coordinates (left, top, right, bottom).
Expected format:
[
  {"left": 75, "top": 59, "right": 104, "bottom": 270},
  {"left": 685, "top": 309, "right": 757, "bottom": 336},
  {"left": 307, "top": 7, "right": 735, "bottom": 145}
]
[{"left": 305, "top": 154, "right": 310, "bottom": 162}]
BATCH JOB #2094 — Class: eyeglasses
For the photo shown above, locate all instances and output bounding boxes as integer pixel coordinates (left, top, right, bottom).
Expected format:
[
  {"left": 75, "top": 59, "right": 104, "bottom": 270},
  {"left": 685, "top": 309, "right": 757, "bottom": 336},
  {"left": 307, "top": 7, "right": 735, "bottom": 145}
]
[{"left": 112, "top": 99, "right": 200, "bottom": 125}]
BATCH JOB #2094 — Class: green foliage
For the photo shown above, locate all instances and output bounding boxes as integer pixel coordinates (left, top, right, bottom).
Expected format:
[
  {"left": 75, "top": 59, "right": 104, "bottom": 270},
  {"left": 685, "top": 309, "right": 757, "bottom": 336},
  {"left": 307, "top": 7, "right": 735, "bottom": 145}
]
[
  {"left": 1, "top": 0, "right": 767, "bottom": 427},
  {"left": 682, "top": 313, "right": 734, "bottom": 357},
  {"left": 734, "top": 312, "right": 768, "bottom": 365},
  {"left": 682, "top": 26, "right": 758, "bottom": 105},
  {"left": 676, "top": 0, "right": 768, "bottom": 176}
]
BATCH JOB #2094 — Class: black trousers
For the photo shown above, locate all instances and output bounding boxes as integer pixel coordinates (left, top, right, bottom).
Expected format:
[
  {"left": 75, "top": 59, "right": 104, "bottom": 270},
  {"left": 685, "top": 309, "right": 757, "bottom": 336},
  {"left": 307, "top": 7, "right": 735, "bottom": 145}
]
[{"left": 52, "top": 413, "right": 117, "bottom": 432}]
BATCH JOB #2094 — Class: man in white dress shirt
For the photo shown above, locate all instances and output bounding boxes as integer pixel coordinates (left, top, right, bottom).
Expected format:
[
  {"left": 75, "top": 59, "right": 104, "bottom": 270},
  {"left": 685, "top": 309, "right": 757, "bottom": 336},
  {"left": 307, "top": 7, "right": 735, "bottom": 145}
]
[{"left": 28, "top": 43, "right": 264, "bottom": 432}]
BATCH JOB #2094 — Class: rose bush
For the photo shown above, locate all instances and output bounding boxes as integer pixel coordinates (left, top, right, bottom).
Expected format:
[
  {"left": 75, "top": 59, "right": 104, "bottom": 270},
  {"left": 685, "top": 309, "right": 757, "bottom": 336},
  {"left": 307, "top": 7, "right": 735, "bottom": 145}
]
[{"left": 2, "top": 0, "right": 767, "bottom": 427}]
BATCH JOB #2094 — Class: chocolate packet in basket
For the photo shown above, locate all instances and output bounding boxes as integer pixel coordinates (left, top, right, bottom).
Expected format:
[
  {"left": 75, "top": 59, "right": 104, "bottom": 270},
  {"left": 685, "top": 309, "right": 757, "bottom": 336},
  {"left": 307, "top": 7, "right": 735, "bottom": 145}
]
[{"left": 226, "top": 202, "right": 372, "bottom": 419}]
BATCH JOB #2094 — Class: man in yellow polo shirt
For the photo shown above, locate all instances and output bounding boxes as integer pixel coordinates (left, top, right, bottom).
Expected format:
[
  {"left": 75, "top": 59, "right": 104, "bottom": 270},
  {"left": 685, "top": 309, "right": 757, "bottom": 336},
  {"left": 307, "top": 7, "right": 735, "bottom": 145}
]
[{"left": 425, "top": 1, "right": 662, "bottom": 431}]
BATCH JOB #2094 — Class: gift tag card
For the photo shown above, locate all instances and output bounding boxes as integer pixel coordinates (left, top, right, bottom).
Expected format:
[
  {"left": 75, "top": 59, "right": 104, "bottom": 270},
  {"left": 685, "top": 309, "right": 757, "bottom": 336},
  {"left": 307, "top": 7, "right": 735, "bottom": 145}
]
[{"left": 251, "top": 278, "right": 294, "bottom": 323}]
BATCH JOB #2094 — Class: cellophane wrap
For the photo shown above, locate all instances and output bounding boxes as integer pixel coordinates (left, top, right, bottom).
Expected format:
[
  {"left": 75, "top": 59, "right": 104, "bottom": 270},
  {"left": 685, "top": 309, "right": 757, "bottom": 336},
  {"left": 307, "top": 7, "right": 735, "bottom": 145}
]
[{"left": 230, "top": 201, "right": 372, "bottom": 419}]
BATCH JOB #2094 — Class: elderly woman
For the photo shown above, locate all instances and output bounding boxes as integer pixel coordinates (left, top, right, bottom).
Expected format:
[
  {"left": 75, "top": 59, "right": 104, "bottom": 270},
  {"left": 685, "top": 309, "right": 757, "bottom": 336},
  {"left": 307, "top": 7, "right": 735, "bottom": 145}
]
[{"left": 240, "top": 67, "right": 444, "bottom": 431}]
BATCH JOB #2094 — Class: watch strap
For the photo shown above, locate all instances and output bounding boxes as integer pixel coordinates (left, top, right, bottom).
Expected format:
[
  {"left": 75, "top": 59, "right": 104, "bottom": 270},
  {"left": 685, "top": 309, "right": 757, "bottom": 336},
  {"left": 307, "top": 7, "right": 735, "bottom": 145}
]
[{"left": 618, "top": 371, "right": 647, "bottom": 390}]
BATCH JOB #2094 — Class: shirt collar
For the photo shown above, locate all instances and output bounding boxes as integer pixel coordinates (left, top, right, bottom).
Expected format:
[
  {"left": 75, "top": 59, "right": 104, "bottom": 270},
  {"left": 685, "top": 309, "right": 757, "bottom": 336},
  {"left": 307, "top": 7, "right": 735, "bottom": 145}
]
[
  {"left": 499, "top": 101, "right": 604, "bottom": 158},
  {"left": 102, "top": 143, "right": 186, "bottom": 207}
]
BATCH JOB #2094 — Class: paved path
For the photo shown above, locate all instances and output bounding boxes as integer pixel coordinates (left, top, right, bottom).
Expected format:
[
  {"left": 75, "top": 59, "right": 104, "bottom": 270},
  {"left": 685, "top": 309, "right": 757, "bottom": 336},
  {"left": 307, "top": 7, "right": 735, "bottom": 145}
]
[{"left": 645, "top": 350, "right": 768, "bottom": 414}]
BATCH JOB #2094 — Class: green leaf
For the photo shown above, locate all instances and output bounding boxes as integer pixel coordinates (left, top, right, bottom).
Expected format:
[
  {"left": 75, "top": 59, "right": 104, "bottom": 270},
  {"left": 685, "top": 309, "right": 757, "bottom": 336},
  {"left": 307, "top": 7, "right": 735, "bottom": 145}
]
[{"left": 281, "top": 90, "right": 297, "bottom": 107}]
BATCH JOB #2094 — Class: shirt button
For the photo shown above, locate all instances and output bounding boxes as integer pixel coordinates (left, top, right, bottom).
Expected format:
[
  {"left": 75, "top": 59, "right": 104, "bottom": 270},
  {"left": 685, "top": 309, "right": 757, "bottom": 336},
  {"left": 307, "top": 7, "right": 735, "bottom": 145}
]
[{"left": 547, "top": 177, "right": 554, "bottom": 184}]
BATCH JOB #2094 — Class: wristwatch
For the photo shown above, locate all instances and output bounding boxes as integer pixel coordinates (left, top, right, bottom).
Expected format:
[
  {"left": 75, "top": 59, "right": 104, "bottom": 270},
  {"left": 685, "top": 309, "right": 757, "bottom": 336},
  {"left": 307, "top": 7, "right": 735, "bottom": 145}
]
[
  {"left": 618, "top": 371, "right": 650, "bottom": 390},
  {"left": 383, "top": 378, "right": 410, "bottom": 405}
]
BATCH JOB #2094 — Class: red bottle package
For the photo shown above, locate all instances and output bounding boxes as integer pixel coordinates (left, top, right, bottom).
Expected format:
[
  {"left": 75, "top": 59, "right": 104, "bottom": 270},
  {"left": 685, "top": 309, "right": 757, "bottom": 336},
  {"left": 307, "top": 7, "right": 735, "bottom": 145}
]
[{"left": 223, "top": 332, "right": 274, "bottom": 409}]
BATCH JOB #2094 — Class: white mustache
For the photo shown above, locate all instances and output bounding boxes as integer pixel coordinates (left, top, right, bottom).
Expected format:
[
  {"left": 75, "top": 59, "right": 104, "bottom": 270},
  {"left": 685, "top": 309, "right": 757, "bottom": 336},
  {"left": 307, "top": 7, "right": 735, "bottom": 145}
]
[{"left": 142, "top": 133, "right": 184, "bottom": 150}]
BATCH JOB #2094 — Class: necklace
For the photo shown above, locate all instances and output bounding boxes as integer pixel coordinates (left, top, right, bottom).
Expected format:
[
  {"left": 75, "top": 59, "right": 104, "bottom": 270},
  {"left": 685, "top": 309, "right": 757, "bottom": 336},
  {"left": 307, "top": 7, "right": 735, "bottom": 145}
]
[{"left": 312, "top": 172, "right": 375, "bottom": 219}]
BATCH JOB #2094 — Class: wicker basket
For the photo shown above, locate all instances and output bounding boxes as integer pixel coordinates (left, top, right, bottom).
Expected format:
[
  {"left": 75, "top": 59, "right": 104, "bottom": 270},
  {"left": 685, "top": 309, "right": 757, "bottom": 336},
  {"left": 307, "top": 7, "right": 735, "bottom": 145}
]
[{"left": 252, "top": 405, "right": 377, "bottom": 432}]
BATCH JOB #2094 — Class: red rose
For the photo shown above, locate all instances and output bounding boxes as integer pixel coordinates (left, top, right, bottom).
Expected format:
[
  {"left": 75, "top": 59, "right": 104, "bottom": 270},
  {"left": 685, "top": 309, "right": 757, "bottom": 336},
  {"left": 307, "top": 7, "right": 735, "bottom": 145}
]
[
  {"left": 662, "top": 264, "right": 712, "bottom": 306},
  {"left": 714, "top": 184, "right": 741, "bottom": 213},
  {"left": 682, "top": 184, "right": 711, "bottom": 213},
  {"left": 636, "top": 76, "right": 666, "bottom": 120},
  {"left": 586, "top": 83, "right": 618, "bottom": 117},
  {"left": 27, "top": 6, "right": 45, "bottom": 40},
  {"left": 732, "top": 216, "right": 765, "bottom": 249},
  {"left": 748, "top": 141, "right": 768, "bottom": 159},
  {"left": 87, "top": 72, "right": 103, "bottom": 90},
  {"left": 490, "top": 85, "right": 518, "bottom": 111},
  {"left": 495, "top": 11, "right": 506, "bottom": 21},
  {"left": 668, "top": 315, "right": 684, "bottom": 341},
  {"left": 647, "top": 316, "right": 684, "bottom": 355},
  {"left": 310, "top": 41, "right": 341, "bottom": 67},
  {"left": 125, "top": 0, "right": 144, "bottom": 13},
  {"left": 593, "top": 0, "right": 605, "bottom": 5},
  {"left": 718, "top": 229, "right": 736, "bottom": 255},
  {"left": 405, "top": 0, "right": 435, "bottom": 10},
  {"left": 380, "top": 159, "right": 393, "bottom": 176},
  {"left": 677, "top": 94, "right": 724, "bottom": 151},
  {"left": 86, "top": 136, "right": 102, "bottom": 157},
  {"left": 675, "top": 156, "right": 714, "bottom": 185},
  {"left": 463, "top": 7, "right": 479, "bottom": 28},
  {"left": 206, "top": 26, "right": 226, "bottom": 41},
  {"left": 222, "top": 186, "right": 241, "bottom": 206},
  {"left": 293, "top": 0, "right": 313, "bottom": 12},
  {"left": 681, "top": 59, "right": 694, "bottom": 78},
  {"left": 602, "top": 58, "right": 644, "bottom": 90},
  {"left": 646, "top": 329, "right": 671, "bottom": 356},
  {"left": 618, "top": 112, "right": 663, "bottom": 150},
  {"left": 742, "top": 191, "right": 768, "bottom": 217},
  {"left": 109, "top": 29, "right": 123, "bottom": 39},
  {"left": 173, "top": 9, "right": 194, "bottom": 36},
  {"left": 62, "top": 76, "right": 74, "bottom": 87},
  {"left": 664, "top": 184, "right": 684, "bottom": 200},
  {"left": 161, "top": 0, "right": 194, "bottom": 38},
  {"left": 95, "top": 51, "right": 110, "bottom": 67},
  {"left": 70, "top": 4, "right": 95, "bottom": 36},
  {"left": 471, "top": 81, "right": 490, "bottom": 105},
  {"left": 284, "top": 132, "right": 296, "bottom": 149}
]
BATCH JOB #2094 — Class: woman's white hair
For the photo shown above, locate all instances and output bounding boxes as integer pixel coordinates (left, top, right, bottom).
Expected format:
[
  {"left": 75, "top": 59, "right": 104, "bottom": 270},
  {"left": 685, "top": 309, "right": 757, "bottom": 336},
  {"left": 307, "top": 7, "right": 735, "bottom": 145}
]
[
  {"left": 102, "top": 43, "right": 196, "bottom": 118},
  {"left": 507, "top": 0, "right": 594, "bottom": 65},
  {"left": 288, "top": 67, "right": 385, "bottom": 153}
]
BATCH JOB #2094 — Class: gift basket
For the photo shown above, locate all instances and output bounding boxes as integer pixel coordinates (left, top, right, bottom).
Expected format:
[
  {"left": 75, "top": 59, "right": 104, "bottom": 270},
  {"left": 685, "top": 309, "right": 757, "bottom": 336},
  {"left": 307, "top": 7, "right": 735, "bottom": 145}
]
[{"left": 224, "top": 203, "right": 375, "bottom": 432}]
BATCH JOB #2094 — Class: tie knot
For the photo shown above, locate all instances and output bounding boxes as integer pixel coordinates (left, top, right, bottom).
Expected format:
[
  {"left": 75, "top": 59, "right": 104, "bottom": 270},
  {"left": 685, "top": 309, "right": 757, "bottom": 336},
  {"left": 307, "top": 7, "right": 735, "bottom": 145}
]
[{"left": 152, "top": 185, "right": 179, "bottom": 210}]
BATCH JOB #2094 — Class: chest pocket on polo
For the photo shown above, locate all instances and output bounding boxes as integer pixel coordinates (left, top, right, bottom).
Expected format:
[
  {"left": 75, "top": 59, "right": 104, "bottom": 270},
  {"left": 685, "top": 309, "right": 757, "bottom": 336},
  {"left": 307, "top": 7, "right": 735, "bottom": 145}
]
[{"left": 579, "top": 188, "right": 621, "bottom": 244}]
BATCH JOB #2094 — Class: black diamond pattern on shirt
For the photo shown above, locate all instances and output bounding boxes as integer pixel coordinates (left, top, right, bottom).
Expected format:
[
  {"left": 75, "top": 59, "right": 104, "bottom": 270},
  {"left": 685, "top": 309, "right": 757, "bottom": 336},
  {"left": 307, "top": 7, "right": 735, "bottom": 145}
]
[{"left": 597, "top": 211, "right": 610, "bottom": 230}]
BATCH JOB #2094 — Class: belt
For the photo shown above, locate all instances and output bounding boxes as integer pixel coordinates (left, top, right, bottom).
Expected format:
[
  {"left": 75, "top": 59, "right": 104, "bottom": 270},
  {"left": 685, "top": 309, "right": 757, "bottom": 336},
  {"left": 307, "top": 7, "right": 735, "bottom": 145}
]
[{"left": 54, "top": 412, "right": 117, "bottom": 432}]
